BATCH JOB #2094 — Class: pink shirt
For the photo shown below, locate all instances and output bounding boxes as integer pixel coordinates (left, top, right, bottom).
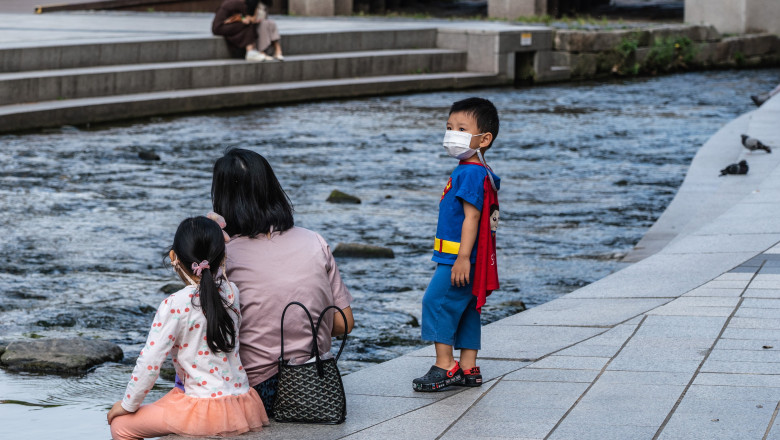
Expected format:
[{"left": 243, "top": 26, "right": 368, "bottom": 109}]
[{"left": 225, "top": 227, "right": 353, "bottom": 386}]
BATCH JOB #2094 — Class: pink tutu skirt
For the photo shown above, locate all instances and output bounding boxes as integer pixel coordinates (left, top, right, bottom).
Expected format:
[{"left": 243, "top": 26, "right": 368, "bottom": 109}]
[{"left": 157, "top": 387, "right": 269, "bottom": 437}]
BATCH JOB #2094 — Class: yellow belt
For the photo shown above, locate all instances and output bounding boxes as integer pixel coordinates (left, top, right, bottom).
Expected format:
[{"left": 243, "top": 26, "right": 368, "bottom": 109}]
[{"left": 434, "top": 237, "right": 460, "bottom": 255}]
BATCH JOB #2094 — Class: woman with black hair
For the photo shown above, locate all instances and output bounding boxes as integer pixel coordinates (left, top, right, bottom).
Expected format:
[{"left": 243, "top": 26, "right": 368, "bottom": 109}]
[
  {"left": 211, "top": 148, "right": 354, "bottom": 416},
  {"left": 211, "top": 0, "right": 284, "bottom": 62}
]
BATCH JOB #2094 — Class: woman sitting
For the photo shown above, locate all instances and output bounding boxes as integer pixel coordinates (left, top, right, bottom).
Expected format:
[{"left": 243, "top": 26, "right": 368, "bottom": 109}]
[
  {"left": 211, "top": 148, "right": 354, "bottom": 416},
  {"left": 212, "top": 0, "right": 284, "bottom": 62}
]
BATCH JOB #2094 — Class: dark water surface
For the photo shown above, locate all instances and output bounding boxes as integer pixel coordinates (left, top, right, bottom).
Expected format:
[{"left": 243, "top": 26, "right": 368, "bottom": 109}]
[{"left": 1, "top": 69, "right": 778, "bottom": 438}]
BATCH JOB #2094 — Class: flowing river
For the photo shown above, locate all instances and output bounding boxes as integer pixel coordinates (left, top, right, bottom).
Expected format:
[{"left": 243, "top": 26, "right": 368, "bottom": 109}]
[{"left": 1, "top": 68, "right": 778, "bottom": 438}]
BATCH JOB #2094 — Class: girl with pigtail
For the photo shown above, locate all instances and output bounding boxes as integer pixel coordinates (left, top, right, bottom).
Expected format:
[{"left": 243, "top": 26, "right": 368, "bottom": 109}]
[{"left": 107, "top": 216, "right": 268, "bottom": 440}]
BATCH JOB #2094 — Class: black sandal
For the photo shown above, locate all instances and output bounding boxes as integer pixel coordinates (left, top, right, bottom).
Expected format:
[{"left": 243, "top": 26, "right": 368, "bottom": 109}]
[{"left": 412, "top": 362, "right": 463, "bottom": 392}]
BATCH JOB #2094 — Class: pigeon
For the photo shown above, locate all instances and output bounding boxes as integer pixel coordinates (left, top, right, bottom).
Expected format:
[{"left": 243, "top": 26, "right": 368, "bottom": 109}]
[
  {"left": 742, "top": 134, "right": 772, "bottom": 153},
  {"left": 751, "top": 93, "right": 769, "bottom": 107},
  {"left": 720, "top": 160, "right": 749, "bottom": 176}
]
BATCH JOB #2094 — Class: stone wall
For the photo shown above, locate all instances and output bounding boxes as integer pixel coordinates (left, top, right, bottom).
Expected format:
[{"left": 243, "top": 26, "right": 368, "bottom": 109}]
[{"left": 532, "top": 24, "right": 780, "bottom": 83}]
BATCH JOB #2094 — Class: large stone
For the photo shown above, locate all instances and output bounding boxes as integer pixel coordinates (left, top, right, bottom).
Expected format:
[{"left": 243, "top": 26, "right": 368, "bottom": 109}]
[
  {"left": 326, "top": 189, "right": 361, "bottom": 204},
  {"left": 333, "top": 243, "right": 394, "bottom": 259},
  {"left": 0, "top": 338, "right": 123, "bottom": 374},
  {"left": 647, "top": 25, "right": 720, "bottom": 44},
  {"left": 488, "top": 0, "right": 546, "bottom": 19}
]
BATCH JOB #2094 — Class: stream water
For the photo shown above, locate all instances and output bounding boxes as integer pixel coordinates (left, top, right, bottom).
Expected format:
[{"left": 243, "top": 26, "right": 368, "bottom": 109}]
[{"left": 1, "top": 68, "right": 778, "bottom": 438}]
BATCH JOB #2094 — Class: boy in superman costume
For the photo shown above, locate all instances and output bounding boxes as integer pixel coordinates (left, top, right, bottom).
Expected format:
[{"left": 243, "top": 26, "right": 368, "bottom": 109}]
[{"left": 413, "top": 98, "right": 500, "bottom": 392}]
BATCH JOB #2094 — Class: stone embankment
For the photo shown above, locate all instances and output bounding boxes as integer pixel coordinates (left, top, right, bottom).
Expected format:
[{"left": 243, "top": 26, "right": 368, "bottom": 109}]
[
  {"left": 534, "top": 24, "right": 780, "bottom": 82},
  {"left": 0, "top": 14, "right": 778, "bottom": 132}
]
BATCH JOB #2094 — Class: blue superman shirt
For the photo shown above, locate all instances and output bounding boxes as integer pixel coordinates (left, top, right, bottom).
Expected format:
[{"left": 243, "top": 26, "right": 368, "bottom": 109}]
[{"left": 433, "top": 161, "right": 501, "bottom": 265}]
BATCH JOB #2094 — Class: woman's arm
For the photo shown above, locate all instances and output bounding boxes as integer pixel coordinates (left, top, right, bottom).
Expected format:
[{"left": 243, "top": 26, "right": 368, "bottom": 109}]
[{"left": 331, "top": 306, "right": 354, "bottom": 336}]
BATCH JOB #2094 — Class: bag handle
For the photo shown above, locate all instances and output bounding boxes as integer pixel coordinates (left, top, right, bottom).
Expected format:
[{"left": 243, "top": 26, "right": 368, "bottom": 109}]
[
  {"left": 278, "top": 301, "right": 317, "bottom": 366},
  {"left": 315, "top": 305, "right": 348, "bottom": 363}
]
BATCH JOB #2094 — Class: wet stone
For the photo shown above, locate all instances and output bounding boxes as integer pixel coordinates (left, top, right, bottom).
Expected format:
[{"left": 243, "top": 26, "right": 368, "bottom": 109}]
[
  {"left": 326, "top": 189, "right": 361, "bottom": 204},
  {"left": 138, "top": 150, "right": 160, "bottom": 161},
  {"left": 0, "top": 338, "right": 123, "bottom": 374},
  {"left": 160, "top": 283, "right": 185, "bottom": 294},
  {"left": 333, "top": 243, "right": 394, "bottom": 259}
]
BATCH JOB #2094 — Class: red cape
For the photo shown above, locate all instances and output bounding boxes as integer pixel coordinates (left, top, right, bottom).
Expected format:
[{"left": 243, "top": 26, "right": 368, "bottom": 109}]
[{"left": 472, "top": 176, "right": 499, "bottom": 313}]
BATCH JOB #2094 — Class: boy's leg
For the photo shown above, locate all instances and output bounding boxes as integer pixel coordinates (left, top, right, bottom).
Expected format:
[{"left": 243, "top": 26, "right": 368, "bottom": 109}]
[
  {"left": 454, "top": 292, "right": 483, "bottom": 386},
  {"left": 416, "top": 264, "right": 470, "bottom": 391},
  {"left": 434, "top": 342, "right": 456, "bottom": 370},
  {"left": 459, "top": 349, "right": 478, "bottom": 370}
]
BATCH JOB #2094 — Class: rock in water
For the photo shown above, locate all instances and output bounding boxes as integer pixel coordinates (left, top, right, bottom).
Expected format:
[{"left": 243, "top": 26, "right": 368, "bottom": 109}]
[
  {"left": 326, "top": 190, "right": 361, "bottom": 204},
  {"left": 138, "top": 150, "right": 160, "bottom": 161},
  {"left": 0, "top": 338, "right": 123, "bottom": 374},
  {"left": 333, "top": 243, "right": 394, "bottom": 259},
  {"left": 160, "top": 283, "right": 185, "bottom": 294}
]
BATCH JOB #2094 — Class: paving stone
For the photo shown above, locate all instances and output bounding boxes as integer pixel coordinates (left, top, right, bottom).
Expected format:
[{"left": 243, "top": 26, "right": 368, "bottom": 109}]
[
  {"left": 714, "top": 338, "right": 780, "bottom": 350},
  {"left": 693, "top": 372, "right": 780, "bottom": 387},
  {"left": 684, "top": 384, "right": 780, "bottom": 401},
  {"left": 702, "top": 359, "right": 780, "bottom": 375},
  {"left": 743, "top": 289, "right": 780, "bottom": 298},
  {"left": 661, "top": 234, "right": 780, "bottom": 255},
  {"left": 742, "top": 298, "right": 780, "bottom": 309},
  {"left": 607, "top": 356, "right": 702, "bottom": 373},
  {"left": 595, "top": 370, "right": 692, "bottom": 386},
  {"left": 634, "top": 318, "right": 725, "bottom": 339},
  {"left": 683, "top": 288, "right": 744, "bottom": 297},
  {"left": 342, "top": 381, "right": 496, "bottom": 440},
  {"left": 658, "top": 395, "right": 778, "bottom": 440},
  {"left": 754, "top": 273, "right": 780, "bottom": 281},
  {"left": 698, "top": 279, "right": 750, "bottom": 290},
  {"left": 527, "top": 355, "right": 610, "bottom": 371},
  {"left": 555, "top": 344, "right": 622, "bottom": 358},
  {"left": 441, "top": 380, "right": 589, "bottom": 439},
  {"left": 502, "top": 368, "right": 600, "bottom": 383},
  {"left": 663, "top": 296, "right": 741, "bottom": 307},
  {"left": 549, "top": 422, "right": 659, "bottom": 440},
  {"left": 721, "top": 328, "right": 780, "bottom": 340},
  {"left": 641, "top": 314, "right": 728, "bottom": 328},
  {"left": 708, "top": 348, "right": 780, "bottom": 362},
  {"left": 735, "top": 307, "right": 780, "bottom": 318},
  {"left": 759, "top": 266, "right": 780, "bottom": 274},
  {"left": 496, "top": 298, "right": 668, "bottom": 327},
  {"left": 647, "top": 305, "right": 735, "bottom": 317},
  {"left": 470, "top": 325, "right": 604, "bottom": 360},
  {"left": 729, "top": 317, "right": 780, "bottom": 329},
  {"left": 747, "top": 280, "right": 780, "bottom": 289},
  {"left": 714, "top": 272, "right": 755, "bottom": 281}
]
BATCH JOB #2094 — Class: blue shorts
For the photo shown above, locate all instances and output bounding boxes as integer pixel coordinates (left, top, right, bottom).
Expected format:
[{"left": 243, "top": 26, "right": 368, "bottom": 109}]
[{"left": 421, "top": 264, "right": 481, "bottom": 350}]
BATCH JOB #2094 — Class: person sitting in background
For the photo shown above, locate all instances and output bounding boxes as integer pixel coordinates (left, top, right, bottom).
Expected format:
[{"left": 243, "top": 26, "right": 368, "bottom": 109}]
[{"left": 212, "top": 0, "right": 284, "bottom": 62}]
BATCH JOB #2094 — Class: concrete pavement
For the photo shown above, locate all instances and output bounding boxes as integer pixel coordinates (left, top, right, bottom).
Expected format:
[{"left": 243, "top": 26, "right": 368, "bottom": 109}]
[{"left": 180, "top": 88, "right": 780, "bottom": 440}]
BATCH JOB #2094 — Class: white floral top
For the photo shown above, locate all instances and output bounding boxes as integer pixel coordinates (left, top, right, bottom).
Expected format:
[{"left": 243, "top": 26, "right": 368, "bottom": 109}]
[{"left": 121, "top": 282, "right": 252, "bottom": 412}]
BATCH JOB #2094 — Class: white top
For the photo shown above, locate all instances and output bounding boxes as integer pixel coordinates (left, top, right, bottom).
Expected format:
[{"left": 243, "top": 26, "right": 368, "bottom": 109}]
[{"left": 121, "top": 282, "right": 252, "bottom": 412}]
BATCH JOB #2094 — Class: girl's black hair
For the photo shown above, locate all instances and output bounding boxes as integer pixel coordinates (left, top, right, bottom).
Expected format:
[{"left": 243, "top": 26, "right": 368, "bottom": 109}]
[
  {"left": 211, "top": 148, "right": 294, "bottom": 238},
  {"left": 172, "top": 216, "right": 236, "bottom": 354}
]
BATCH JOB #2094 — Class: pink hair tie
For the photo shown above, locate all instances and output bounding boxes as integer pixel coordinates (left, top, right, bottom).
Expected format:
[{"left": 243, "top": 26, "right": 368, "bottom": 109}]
[{"left": 191, "top": 260, "right": 210, "bottom": 277}]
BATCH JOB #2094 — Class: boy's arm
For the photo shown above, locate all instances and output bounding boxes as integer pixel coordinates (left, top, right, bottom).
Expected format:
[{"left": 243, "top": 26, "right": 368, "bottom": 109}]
[{"left": 452, "top": 201, "right": 481, "bottom": 287}]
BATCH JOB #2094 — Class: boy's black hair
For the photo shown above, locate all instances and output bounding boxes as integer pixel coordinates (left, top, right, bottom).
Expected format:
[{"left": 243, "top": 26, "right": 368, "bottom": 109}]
[
  {"left": 211, "top": 148, "right": 294, "bottom": 238},
  {"left": 172, "top": 216, "right": 236, "bottom": 354},
  {"left": 449, "top": 97, "right": 499, "bottom": 148}
]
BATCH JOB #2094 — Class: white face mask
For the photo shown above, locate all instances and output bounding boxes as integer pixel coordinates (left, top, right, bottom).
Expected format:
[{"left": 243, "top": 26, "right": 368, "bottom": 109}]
[{"left": 443, "top": 130, "right": 485, "bottom": 160}]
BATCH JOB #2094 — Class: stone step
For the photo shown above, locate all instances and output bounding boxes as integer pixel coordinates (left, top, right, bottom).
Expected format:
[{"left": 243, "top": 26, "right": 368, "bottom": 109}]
[
  {"left": 0, "top": 28, "right": 438, "bottom": 72},
  {"left": 0, "top": 72, "right": 502, "bottom": 132},
  {"left": 0, "top": 48, "right": 466, "bottom": 105}
]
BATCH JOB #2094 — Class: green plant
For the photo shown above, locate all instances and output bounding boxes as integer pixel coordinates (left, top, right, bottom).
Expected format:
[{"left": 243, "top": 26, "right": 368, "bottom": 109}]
[
  {"left": 611, "top": 33, "right": 641, "bottom": 75},
  {"left": 643, "top": 36, "right": 697, "bottom": 74},
  {"left": 734, "top": 51, "right": 745, "bottom": 66}
]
